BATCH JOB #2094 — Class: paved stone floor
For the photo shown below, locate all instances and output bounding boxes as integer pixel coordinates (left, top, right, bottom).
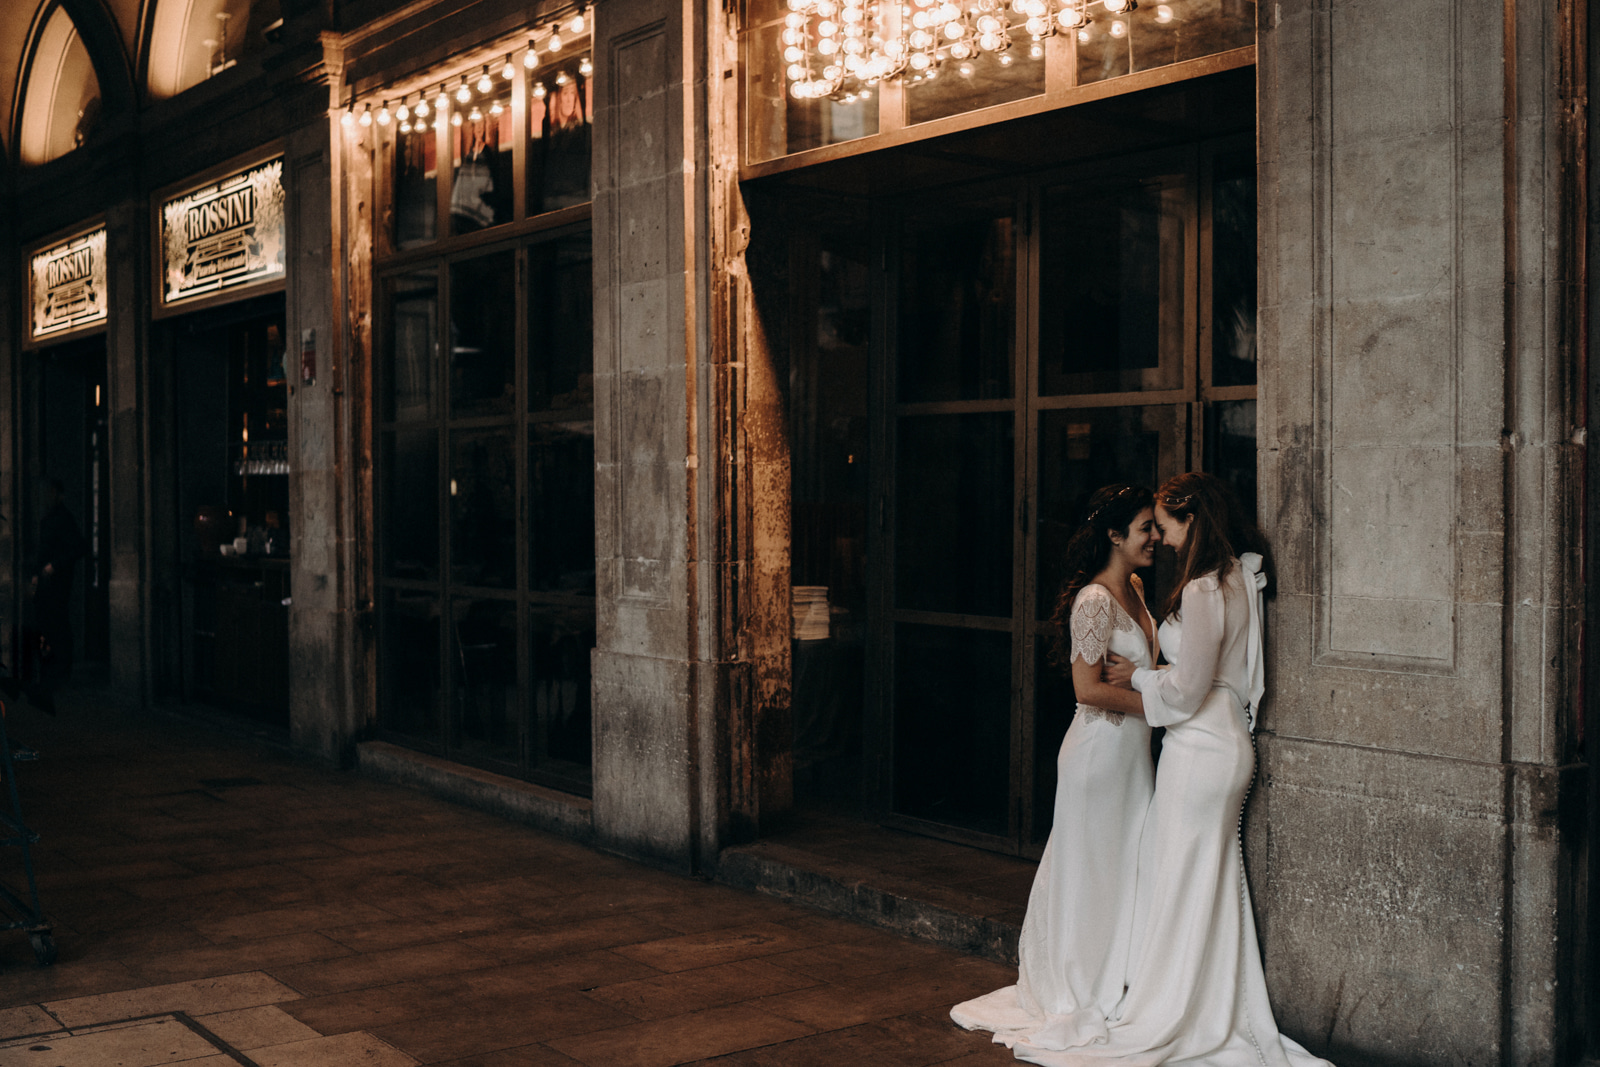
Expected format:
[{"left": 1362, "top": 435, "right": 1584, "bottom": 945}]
[{"left": 0, "top": 694, "right": 1019, "bottom": 1066}]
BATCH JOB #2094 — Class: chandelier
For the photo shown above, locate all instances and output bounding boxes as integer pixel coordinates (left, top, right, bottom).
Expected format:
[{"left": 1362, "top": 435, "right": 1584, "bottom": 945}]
[{"left": 782, "top": 0, "right": 1139, "bottom": 101}]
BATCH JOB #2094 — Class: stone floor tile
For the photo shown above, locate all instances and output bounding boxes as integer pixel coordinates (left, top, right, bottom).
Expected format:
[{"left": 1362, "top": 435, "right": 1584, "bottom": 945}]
[
  {"left": 123, "top": 864, "right": 314, "bottom": 901},
  {"left": 0, "top": 960, "right": 145, "bottom": 1007},
  {"left": 187, "top": 901, "right": 398, "bottom": 944},
  {"left": 129, "top": 931, "right": 355, "bottom": 985},
  {"left": 276, "top": 975, "right": 468, "bottom": 1036},
  {"left": 584, "top": 958, "right": 821, "bottom": 1022},
  {"left": 321, "top": 910, "right": 528, "bottom": 955},
  {"left": 467, "top": 914, "right": 678, "bottom": 965},
  {"left": 753, "top": 958, "right": 1011, "bottom": 1032},
  {"left": 0, "top": 1007, "right": 55, "bottom": 1041},
  {"left": 432, "top": 1046, "right": 587, "bottom": 1067},
  {"left": 192, "top": 1004, "right": 321, "bottom": 1050},
  {"left": 545, "top": 1003, "right": 814, "bottom": 1067},
  {"left": 0, "top": 1017, "right": 218, "bottom": 1067},
  {"left": 452, "top": 951, "right": 662, "bottom": 1001},
  {"left": 372, "top": 989, "right": 636, "bottom": 1062},
  {"left": 247, "top": 1031, "right": 418, "bottom": 1067},
  {"left": 267, "top": 940, "right": 491, "bottom": 997},
  {"left": 762, "top": 936, "right": 953, "bottom": 983},
  {"left": 612, "top": 924, "right": 825, "bottom": 975},
  {"left": 44, "top": 971, "right": 301, "bottom": 1028}
]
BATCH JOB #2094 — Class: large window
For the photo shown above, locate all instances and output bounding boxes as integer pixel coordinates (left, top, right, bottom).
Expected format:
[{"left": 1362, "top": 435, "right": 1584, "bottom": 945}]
[{"left": 374, "top": 40, "right": 595, "bottom": 792}]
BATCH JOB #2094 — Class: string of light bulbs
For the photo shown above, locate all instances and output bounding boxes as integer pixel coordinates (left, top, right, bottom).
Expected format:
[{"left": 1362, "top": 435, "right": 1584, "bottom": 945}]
[
  {"left": 784, "top": 0, "right": 1168, "bottom": 103},
  {"left": 338, "top": 7, "right": 592, "bottom": 130}
]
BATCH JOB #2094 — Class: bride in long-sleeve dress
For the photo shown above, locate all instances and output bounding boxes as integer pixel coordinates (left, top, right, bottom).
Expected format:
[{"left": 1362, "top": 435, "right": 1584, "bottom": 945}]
[{"left": 951, "top": 483, "right": 1160, "bottom": 1051}]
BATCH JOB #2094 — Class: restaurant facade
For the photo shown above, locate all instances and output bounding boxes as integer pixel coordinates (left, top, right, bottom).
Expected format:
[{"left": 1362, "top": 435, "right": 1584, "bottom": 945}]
[{"left": 0, "top": 0, "right": 1593, "bottom": 1063}]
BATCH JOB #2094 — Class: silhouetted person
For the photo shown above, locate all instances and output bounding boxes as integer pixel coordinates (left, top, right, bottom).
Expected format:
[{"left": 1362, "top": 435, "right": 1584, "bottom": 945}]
[{"left": 28, "top": 478, "right": 85, "bottom": 713}]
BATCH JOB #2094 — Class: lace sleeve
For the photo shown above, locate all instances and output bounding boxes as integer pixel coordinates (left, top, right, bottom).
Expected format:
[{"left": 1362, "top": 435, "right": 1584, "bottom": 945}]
[{"left": 1070, "top": 586, "right": 1114, "bottom": 665}]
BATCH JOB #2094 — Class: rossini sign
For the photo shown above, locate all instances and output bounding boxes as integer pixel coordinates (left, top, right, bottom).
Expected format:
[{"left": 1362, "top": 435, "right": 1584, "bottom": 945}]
[
  {"left": 28, "top": 224, "right": 107, "bottom": 343},
  {"left": 158, "top": 155, "right": 285, "bottom": 311}
]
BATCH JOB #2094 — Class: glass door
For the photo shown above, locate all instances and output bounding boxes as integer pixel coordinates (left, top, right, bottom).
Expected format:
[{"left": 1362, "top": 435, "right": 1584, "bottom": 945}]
[{"left": 875, "top": 141, "right": 1253, "bottom": 854}]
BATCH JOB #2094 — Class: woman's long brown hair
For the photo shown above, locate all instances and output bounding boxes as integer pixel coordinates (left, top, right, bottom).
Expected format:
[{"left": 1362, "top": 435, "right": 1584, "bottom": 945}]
[
  {"left": 1155, "top": 472, "right": 1272, "bottom": 620},
  {"left": 1046, "top": 483, "right": 1153, "bottom": 669}
]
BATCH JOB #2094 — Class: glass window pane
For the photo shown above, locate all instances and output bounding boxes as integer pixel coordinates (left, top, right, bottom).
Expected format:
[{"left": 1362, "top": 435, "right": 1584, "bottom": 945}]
[
  {"left": 896, "top": 412, "right": 1013, "bottom": 617},
  {"left": 893, "top": 623, "right": 1010, "bottom": 835},
  {"left": 528, "top": 235, "right": 594, "bottom": 415},
  {"left": 906, "top": 45, "right": 1044, "bottom": 126},
  {"left": 1035, "top": 405, "right": 1182, "bottom": 619},
  {"left": 898, "top": 205, "right": 1015, "bottom": 402},
  {"left": 393, "top": 124, "right": 437, "bottom": 249},
  {"left": 1076, "top": 3, "right": 1255, "bottom": 87},
  {"left": 383, "top": 430, "right": 439, "bottom": 581},
  {"left": 1211, "top": 154, "right": 1257, "bottom": 387},
  {"left": 450, "top": 78, "right": 514, "bottom": 235},
  {"left": 450, "top": 253, "right": 516, "bottom": 417},
  {"left": 1204, "top": 399, "right": 1257, "bottom": 512},
  {"left": 531, "top": 600, "right": 594, "bottom": 777},
  {"left": 529, "top": 424, "right": 595, "bottom": 593},
  {"left": 1032, "top": 634, "right": 1075, "bottom": 844},
  {"left": 528, "top": 51, "right": 594, "bottom": 213},
  {"left": 450, "top": 429, "right": 517, "bottom": 589},
  {"left": 744, "top": 19, "right": 880, "bottom": 163},
  {"left": 384, "top": 270, "right": 437, "bottom": 422},
  {"left": 451, "top": 597, "right": 519, "bottom": 765},
  {"left": 1038, "top": 174, "right": 1187, "bottom": 396},
  {"left": 380, "top": 589, "right": 441, "bottom": 743}
]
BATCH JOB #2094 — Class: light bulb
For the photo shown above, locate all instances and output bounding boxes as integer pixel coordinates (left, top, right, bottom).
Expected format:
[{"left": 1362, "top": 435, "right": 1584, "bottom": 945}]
[
  {"left": 532, "top": 82, "right": 547, "bottom": 98},
  {"left": 818, "top": 36, "right": 838, "bottom": 53},
  {"left": 787, "top": 62, "right": 807, "bottom": 79},
  {"left": 1104, "top": 0, "right": 1130, "bottom": 11},
  {"left": 1155, "top": 3, "right": 1171, "bottom": 20},
  {"left": 468, "top": 105, "right": 482, "bottom": 121},
  {"left": 548, "top": 29, "right": 563, "bottom": 51},
  {"left": 816, "top": 0, "right": 838, "bottom": 15},
  {"left": 340, "top": 108, "right": 354, "bottom": 127},
  {"left": 817, "top": 19, "right": 837, "bottom": 34},
  {"left": 785, "top": 12, "right": 806, "bottom": 27},
  {"left": 1058, "top": 5, "right": 1084, "bottom": 27},
  {"left": 489, "top": 100, "right": 503, "bottom": 115},
  {"left": 1024, "top": 0, "right": 1045, "bottom": 15},
  {"left": 359, "top": 104, "right": 372, "bottom": 126},
  {"left": 415, "top": 97, "right": 429, "bottom": 117},
  {"left": 844, "top": 38, "right": 864, "bottom": 53},
  {"left": 456, "top": 77, "right": 472, "bottom": 103},
  {"left": 1025, "top": 16, "right": 1046, "bottom": 34},
  {"left": 377, "top": 101, "right": 390, "bottom": 125},
  {"left": 998, "top": 51, "right": 1013, "bottom": 63},
  {"left": 1077, "top": 27, "right": 1090, "bottom": 41},
  {"left": 909, "top": 50, "right": 930, "bottom": 68},
  {"left": 477, "top": 67, "right": 493, "bottom": 93},
  {"left": 1029, "top": 41, "right": 1043, "bottom": 56},
  {"left": 790, "top": 81, "right": 808, "bottom": 98},
  {"left": 399, "top": 120, "right": 411, "bottom": 133},
  {"left": 786, "top": 45, "right": 804, "bottom": 61},
  {"left": 525, "top": 39, "right": 540, "bottom": 67},
  {"left": 451, "top": 111, "right": 463, "bottom": 126},
  {"left": 570, "top": 11, "right": 586, "bottom": 32},
  {"left": 435, "top": 87, "right": 449, "bottom": 110},
  {"left": 860, "top": 88, "right": 872, "bottom": 98},
  {"left": 783, "top": 28, "right": 801, "bottom": 44},
  {"left": 1110, "top": 17, "right": 1125, "bottom": 35},
  {"left": 925, "top": 66, "right": 938, "bottom": 77},
  {"left": 911, "top": 10, "right": 929, "bottom": 27},
  {"left": 978, "top": 31, "right": 999, "bottom": 47},
  {"left": 950, "top": 40, "right": 971, "bottom": 57},
  {"left": 579, "top": 57, "right": 593, "bottom": 75},
  {"left": 976, "top": 14, "right": 998, "bottom": 32},
  {"left": 502, "top": 56, "right": 516, "bottom": 79},
  {"left": 944, "top": 21, "right": 963, "bottom": 37},
  {"left": 399, "top": 101, "right": 412, "bottom": 120},
  {"left": 555, "top": 71, "right": 571, "bottom": 85}
]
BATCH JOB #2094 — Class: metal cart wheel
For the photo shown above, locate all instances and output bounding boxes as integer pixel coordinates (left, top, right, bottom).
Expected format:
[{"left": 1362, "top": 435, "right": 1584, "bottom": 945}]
[{"left": 28, "top": 930, "right": 55, "bottom": 966}]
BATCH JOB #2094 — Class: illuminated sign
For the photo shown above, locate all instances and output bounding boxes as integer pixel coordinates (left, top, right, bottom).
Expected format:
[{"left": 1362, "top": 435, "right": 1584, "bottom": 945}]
[
  {"left": 29, "top": 225, "right": 107, "bottom": 342},
  {"left": 159, "top": 156, "right": 285, "bottom": 307}
]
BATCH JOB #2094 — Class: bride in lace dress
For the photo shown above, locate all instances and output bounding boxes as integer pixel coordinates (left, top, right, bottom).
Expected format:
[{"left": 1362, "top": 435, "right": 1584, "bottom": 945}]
[{"left": 951, "top": 483, "right": 1161, "bottom": 1051}]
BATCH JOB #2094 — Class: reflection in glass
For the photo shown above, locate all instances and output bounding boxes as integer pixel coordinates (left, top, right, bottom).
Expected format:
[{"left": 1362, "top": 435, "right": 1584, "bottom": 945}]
[
  {"left": 899, "top": 209, "right": 1015, "bottom": 402},
  {"left": 1212, "top": 155, "right": 1257, "bottom": 387},
  {"left": 451, "top": 76, "right": 514, "bottom": 234},
  {"left": 896, "top": 413, "right": 1013, "bottom": 618},
  {"left": 528, "top": 236, "right": 594, "bottom": 415},
  {"left": 528, "top": 52, "right": 594, "bottom": 213},
  {"left": 744, "top": 22, "right": 879, "bottom": 162},
  {"left": 906, "top": 43, "right": 1044, "bottom": 126},
  {"left": 1039, "top": 175, "right": 1186, "bottom": 396},
  {"left": 383, "top": 431, "right": 439, "bottom": 580},
  {"left": 1074, "top": 1, "right": 1254, "bottom": 85},
  {"left": 1035, "top": 406, "right": 1180, "bottom": 618},
  {"left": 450, "top": 430, "right": 517, "bottom": 589},
  {"left": 450, "top": 253, "right": 516, "bottom": 416},
  {"left": 452, "top": 598, "right": 519, "bottom": 765},
  {"left": 894, "top": 623, "right": 1010, "bottom": 835},
  {"left": 385, "top": 270, "right": 437, "bottom": 421},
  {"left": 380, "top": 589, "right": 441, "bottom": 742},
  {"left": 531, "top": 602, "right": 594, "bottom": 775},
  {"left": 1205, "top": 399, "right": 1257, "bottom": 510},
  {"left": 394, "top": 122, "right": 437, "bottom": 249}
]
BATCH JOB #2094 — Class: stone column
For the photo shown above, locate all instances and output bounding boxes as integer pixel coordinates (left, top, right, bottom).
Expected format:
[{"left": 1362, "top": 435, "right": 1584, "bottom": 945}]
[
  {"left": 104, "top": 198, "right": 147, "bottom": 703},
  {"left": 591, "top": 0, "right": 722, "bottom": 869},
  {"left": 1257, "top": 1, "right": 1585, "bottom": 1063}
]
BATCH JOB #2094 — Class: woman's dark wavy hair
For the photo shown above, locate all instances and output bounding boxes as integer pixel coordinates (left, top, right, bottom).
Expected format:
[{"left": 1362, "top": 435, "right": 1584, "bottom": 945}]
[
  {"left": 1155, "top": 471, "right": 1272, "bottom": 620},
  {"left": 1046, "top": 483, "right": 1153, "bottom": 669}
]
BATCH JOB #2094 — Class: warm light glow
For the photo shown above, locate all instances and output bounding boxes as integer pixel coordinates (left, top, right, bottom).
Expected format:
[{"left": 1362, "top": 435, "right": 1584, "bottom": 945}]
[
  {"left": 435, "top": 87, "right": 449, "bottom": 109},
  {"left": 548, "top": 29, "right": 564, "bottom": 51},
  {"left": 377, "top": 101, "right": 391, "bottom": 125},
  {"left": 1155, "top": 3, "right": 1172, "bottom": 20},
  {"left": 456, "top": 77, "right": 472, "bottom": 102},
  {"left": 502, "top": 56, "right": 516, "bottom": 79},
  {"left": 477, "top": 67, "right": 493, "bottom": 92},
  {"left": 358, "top": 104, "right": 371, "bottom": 126},
  {"left": 396, "top": 101, "right": 410, "bottom": 121},
  {"left": 532, "top": 81, "right": 547, "bottom": 98},
  {"left": 340, "top": 108, "right": 354, "bottom": 127},
  {"left": 1109, "top": 17, "right": 1126, "bottom": 34},
  {"left": 569, "top": 11, "right": 586, "bottom": 32},
  {"left": 525, "top": 39, "right": 540, "bottom": 67},
  {"left": 451, "top": 111, "right": 463, "bottom": 126},
  {"left": 489, "top": 99, "right": 504, "bottom": 115},
  {"left": 468, "top": 105, "right": 482, "bottom": 121},
  {"left": 1103, "top": 0, "right": 1131, "bottom": 11},
  {"left": 579, "top": 57, "right": 593, "bottom": 75}
]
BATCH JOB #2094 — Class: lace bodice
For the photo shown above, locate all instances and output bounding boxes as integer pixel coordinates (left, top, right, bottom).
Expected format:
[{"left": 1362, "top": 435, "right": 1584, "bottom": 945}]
[{"left": 1070, "top": 583, "right": 1155, "bottom": 725}]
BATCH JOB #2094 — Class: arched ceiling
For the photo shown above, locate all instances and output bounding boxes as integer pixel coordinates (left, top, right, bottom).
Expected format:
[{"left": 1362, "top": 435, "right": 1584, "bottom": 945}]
[{"left": 0, "top": 0, "right": 138, "bottom": 166}]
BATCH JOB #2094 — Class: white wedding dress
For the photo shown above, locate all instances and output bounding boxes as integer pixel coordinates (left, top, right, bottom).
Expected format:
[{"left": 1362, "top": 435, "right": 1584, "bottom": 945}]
[
  {"left": 950, "top": 580, "right": 1156, "bottom": 1051},
  {"left": 955, "top": 555, "right": 1335, "bottom": 1067}
]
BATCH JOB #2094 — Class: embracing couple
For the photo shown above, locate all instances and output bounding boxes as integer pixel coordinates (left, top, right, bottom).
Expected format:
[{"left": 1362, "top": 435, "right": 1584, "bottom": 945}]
[{"left": 952, "top": 472, "right": 1333, "bottom": 1067}]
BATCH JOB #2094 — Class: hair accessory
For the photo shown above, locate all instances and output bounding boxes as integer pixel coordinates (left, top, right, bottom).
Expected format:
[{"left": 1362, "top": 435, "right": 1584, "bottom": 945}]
[
  {"left": 1084, "top": 485, "right": 1134, "bottom": 526},
  {"left": 1161, "top": 491, "right": 1193, "bottom": 511}
]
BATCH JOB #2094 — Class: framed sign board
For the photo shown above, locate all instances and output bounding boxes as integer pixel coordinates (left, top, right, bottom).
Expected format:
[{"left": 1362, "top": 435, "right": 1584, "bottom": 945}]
[
  {"left": 25, "top": 220, "right": 107, "bottom": 347},
  {"left": 154, "top": 145, "right": 286, "bottom": 317}
]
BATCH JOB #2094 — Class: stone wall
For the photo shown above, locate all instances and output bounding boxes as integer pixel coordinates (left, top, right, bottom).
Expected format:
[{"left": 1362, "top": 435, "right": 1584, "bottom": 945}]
[{"left": 1256, "top": 1, "right": 1586, "bottom": 1062}]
